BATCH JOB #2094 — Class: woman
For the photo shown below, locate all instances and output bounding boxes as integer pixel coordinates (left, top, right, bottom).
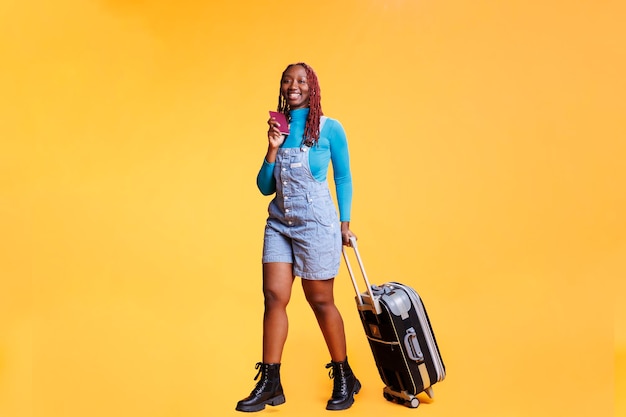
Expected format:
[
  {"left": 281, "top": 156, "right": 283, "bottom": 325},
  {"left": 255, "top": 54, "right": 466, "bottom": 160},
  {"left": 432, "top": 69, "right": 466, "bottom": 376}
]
[{"left": 236, "top": 63, "right": 360, "bottom": 412}]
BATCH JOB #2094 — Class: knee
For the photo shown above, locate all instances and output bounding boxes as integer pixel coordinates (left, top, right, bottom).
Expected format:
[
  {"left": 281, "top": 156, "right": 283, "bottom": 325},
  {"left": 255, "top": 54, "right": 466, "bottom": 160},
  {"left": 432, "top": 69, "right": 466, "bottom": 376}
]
[
  {"left": 305, "top": 293, "right": 334, "bottom": 314},
  {"left": 302, "top": 280, "right": 336, "bottom": 315},
  {"left": 264, "top": 287, "right": 289, "bottom": 310}
]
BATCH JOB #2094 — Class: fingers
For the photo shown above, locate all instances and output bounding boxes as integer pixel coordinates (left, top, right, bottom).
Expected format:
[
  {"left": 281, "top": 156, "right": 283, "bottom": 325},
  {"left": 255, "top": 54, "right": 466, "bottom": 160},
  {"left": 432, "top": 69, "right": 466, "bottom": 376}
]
[
  {"left": 267, "top": 117, "right": 283, "bottom": 135},
  {"left": 342, "top": 231, "right": 357, "bottom": 246},
  {"left": 267, "top": 117, "right": 286, "bottom": 146}
]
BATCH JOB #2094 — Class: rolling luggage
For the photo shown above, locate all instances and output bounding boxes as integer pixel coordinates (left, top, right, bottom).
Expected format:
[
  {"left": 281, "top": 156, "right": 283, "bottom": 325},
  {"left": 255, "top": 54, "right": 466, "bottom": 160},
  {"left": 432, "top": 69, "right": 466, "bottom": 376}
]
[{"left": 342, "top": 238, "right": 446, "bottom": 408}]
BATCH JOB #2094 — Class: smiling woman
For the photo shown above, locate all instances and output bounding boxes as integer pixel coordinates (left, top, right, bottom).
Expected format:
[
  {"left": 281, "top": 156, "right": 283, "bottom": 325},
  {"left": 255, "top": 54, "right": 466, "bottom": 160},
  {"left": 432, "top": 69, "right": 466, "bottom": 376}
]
[{"left": 237, "top": 62, "right": 359, "bottom": 412}]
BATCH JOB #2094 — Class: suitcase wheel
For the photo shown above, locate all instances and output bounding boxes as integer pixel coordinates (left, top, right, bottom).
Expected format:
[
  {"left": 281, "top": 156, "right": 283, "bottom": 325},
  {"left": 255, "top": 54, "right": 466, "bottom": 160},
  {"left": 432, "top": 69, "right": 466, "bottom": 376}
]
[{"left": 383, "top": 390, "right": 420, "bottom": 408}]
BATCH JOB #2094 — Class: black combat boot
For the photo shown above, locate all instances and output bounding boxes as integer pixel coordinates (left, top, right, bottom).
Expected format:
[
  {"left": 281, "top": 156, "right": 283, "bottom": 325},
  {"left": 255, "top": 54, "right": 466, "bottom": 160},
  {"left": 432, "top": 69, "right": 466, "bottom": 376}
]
[
  {"left": 325, "top": 357, "right": 361, "bottom": 410},
  {"left": 236, "top": 362, "right": 285, "bottom": 412}
]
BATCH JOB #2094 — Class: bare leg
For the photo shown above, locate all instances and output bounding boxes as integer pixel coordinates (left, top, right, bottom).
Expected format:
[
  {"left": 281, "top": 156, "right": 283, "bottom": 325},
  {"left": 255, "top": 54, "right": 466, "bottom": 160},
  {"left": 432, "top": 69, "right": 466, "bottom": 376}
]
[
  {"left": 262, "top": 262, "right": 295, "bottom": 364},
  {"left": 301, "top": 278, "right": 347, "bottom": 362}
]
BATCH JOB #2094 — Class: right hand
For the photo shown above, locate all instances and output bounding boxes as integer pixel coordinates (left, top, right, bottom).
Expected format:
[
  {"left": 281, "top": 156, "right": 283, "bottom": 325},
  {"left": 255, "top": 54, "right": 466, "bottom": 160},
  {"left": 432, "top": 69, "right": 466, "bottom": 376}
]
[{"left": 267, "top": 116, "right": 286, "bottom": 149}]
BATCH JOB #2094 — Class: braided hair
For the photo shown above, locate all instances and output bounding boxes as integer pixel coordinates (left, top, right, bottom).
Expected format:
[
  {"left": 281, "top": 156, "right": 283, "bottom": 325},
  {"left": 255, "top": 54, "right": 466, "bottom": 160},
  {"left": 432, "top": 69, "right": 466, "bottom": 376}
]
[{"left": 277, "top": 62, "right": 323, "bottom": 146}]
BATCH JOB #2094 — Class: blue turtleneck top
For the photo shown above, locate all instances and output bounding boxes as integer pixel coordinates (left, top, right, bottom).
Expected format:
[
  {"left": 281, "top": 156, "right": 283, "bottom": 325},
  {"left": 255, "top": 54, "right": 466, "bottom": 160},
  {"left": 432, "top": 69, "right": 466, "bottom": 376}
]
[{"left": 256, "top": 108, "right": 353, "bottom": 222}]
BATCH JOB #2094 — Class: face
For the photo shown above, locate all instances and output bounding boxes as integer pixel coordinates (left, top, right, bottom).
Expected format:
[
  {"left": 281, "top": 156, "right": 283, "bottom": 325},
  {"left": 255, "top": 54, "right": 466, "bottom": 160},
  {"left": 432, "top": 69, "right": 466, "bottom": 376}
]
[{"left": 280, "top": 65, "right": 311, "bottom": 110}]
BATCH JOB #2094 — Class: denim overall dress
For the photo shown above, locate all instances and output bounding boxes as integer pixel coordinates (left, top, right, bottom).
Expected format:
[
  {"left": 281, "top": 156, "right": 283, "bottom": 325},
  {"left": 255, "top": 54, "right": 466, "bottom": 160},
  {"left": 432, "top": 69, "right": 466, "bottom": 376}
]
[{"left": 262, "top": 142, "right": 342, "bottom": 280}]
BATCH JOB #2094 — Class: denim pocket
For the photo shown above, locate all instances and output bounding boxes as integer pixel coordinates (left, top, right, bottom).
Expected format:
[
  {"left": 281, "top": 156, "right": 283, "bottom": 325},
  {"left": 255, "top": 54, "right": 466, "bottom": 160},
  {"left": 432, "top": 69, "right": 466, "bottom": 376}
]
[{"left": 308, "top": 196, "right": 337, "bottom": 227}]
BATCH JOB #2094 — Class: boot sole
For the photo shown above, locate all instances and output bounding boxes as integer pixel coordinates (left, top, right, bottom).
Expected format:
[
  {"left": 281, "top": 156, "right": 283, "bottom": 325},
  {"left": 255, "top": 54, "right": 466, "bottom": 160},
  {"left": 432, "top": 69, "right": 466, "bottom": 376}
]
[
  {"left": 236, "top": 394, "right": 286, "bottom": 412},
  {"left": 326, "top": 379, "right": 361, "bottom": 411}
]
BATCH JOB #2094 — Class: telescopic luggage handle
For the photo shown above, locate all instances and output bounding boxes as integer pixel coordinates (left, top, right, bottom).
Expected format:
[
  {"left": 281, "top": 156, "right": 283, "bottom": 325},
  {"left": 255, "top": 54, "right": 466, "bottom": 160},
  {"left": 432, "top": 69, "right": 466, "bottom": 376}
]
[{"left": 342, "top": 237, "right": 382, "bottom": 314}]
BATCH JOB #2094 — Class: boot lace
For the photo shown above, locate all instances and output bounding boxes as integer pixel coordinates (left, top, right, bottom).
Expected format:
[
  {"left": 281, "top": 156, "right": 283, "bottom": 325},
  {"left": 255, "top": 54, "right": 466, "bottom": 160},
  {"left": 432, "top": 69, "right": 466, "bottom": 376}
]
[
  {"left": 326, "top": 362, "right": 350, "bottom": 397},
  {"left": 253, "top": 362, "right": 263, "bottom": 380},
  {"left": 325, "top": 362, "right": 335, "bottom": 379},
  {"left": 250, "top": 362, "right": 269, "bottom": 396}
]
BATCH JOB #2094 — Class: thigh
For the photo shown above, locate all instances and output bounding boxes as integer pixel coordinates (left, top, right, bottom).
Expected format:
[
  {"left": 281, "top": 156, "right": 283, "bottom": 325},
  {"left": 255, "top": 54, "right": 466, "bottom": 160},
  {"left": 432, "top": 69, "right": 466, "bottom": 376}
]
[
  {"left": 263, "top": 221, "right": 294, "bottom": 264},
  {"left": 263, "top": 262, "right": 295, "bottom": 304}
]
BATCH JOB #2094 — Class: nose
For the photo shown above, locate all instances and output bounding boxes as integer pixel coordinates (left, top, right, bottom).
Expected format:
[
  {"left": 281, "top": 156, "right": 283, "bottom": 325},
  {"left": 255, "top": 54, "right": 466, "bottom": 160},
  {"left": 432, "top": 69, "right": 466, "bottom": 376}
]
[{"left": 285, "top": 79, "right": 297, "bottom": 91}]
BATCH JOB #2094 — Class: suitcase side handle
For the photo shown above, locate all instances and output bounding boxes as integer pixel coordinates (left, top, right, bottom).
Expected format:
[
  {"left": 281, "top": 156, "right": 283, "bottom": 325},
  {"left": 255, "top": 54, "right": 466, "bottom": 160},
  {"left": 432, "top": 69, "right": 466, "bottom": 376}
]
[
  {"left": 404, "top": 328, "right": 425, "bottom": 362},
  {"left": 342, "top": 237, "right": 382, "bottom": 314}
]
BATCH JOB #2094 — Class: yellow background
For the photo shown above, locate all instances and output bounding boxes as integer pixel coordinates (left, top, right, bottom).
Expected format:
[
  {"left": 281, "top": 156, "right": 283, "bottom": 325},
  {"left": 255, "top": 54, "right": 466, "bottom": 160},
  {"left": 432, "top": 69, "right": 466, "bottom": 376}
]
[{"left": 1, "top": 1, "right": 624, "bottom": 416}]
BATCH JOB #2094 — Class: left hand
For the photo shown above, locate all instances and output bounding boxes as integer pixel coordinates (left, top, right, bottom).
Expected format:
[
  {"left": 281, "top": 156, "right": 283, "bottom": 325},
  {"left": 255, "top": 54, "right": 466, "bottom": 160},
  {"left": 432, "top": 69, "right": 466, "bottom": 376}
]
[{"left": 341, "top": 222, "right": 357, "bottom": 246}]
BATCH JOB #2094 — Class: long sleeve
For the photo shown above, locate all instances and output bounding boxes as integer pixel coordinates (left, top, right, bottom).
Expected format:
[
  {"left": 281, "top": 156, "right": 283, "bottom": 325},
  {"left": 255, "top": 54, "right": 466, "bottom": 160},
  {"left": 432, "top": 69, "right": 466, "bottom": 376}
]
[
  {"left": 306, "top": 118, "right": 353, "bottom": 221},
  {"left": 256, "top": 159, "right": 276, "bottom": 195},
  {"left": 327, "top": 121, "right": 352, "bottom": 221}
]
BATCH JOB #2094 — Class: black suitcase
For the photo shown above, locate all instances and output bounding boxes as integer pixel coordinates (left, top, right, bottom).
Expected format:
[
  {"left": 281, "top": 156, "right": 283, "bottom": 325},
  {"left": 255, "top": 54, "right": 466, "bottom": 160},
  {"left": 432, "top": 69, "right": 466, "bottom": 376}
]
[{"left": 343, "top": 238, "right": 446, "bottom": 408}]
